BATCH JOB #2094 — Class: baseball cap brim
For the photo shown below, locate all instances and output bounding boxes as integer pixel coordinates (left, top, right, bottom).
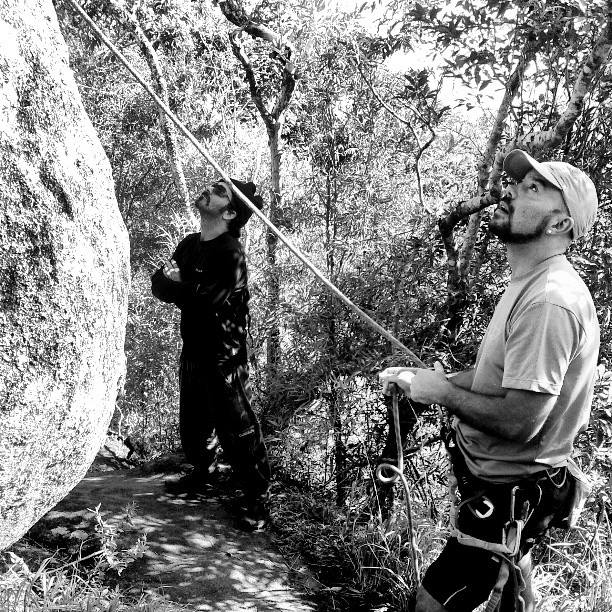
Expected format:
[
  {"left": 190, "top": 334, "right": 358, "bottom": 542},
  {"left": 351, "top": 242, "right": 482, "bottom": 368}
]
[{"left": 503, "top": 149, "right": 563, "bottom": 191}]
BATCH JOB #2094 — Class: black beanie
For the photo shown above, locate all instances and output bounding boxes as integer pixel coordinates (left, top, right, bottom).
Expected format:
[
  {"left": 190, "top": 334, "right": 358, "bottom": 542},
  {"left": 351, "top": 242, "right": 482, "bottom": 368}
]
[{"left": 230, "top": 179, "right": 264, "bottom": 228}]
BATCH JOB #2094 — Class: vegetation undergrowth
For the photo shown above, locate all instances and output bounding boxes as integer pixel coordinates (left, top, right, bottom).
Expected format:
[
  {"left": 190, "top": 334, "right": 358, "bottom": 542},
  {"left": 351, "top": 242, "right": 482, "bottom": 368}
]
[
  {"left": 270, "top": 434, "right": 612, "bottom": 611},
  {"left": 270, "top": 473, "right": 445, "bottom": 612},
  {"left": 1, "top": 505, "right": 185, "bottom": 612},
  {"left": 531, "top": 495, "right": 612, "bottom": 610}
]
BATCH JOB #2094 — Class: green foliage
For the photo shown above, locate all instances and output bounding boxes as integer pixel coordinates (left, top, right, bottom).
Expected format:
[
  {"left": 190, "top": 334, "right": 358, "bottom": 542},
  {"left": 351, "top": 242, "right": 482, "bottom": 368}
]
[
  {"left": 89, "top": 504, "right": 147, "bottom": 577},
  {"left": 271, "top": 483, "right": 421, "bottom": 611},
  {"left": 118, "top": 267, "right": 182, "bottom": 457},
  {"left": 26, "top": 503, "right": 147, "bottom": 579},
  {"left": 0, "top": 553, "right": 180, "bottom": 611}
]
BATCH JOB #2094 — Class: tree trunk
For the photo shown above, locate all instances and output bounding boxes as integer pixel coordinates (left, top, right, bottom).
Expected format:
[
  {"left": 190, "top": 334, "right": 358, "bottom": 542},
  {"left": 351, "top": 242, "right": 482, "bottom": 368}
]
[
  {"left": 0, "top": 0, "right": 130, "bottom": 550},
  {"left": 265, "top": 123, "right": 282, "bottom": 387},
  {"left": 329, "top": 386, "right": 347, "bottom": 505},
  {"left": 221, "top": 2, "right": 296, "bottom": 391},
  {"left": 112, "top": 1, "right": 191, "bottom": 214},
  {"left": 322, "top": 168, "right": 347, "bottom": 504}
]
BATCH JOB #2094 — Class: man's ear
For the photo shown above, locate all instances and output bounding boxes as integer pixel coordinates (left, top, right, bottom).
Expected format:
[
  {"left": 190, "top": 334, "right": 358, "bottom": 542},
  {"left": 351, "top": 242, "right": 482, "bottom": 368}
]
[
  {"left": 548, "top": 215, "right": 574, "bottom": 236},
  {"left": 222, "top": 208, "right": 237, "bottom": 222}
]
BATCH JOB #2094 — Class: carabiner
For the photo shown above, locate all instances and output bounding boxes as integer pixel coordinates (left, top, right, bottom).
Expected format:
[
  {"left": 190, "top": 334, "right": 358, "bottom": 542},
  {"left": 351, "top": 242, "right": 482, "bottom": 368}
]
[{"left": 470, "top": 496, "right": 495, "bottom": 519}]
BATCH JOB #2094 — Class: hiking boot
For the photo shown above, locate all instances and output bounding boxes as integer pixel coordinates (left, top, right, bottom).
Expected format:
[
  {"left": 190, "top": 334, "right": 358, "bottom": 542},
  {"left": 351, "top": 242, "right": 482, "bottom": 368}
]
[
  {"left": 237, "top": 498, "right": 270, "bottom": 532},
  {"left": 224, "top": 494, "right": 249, "bottom": 514},
  {"left": 164, "top": 469, "right": 211, "bottom": 494}
]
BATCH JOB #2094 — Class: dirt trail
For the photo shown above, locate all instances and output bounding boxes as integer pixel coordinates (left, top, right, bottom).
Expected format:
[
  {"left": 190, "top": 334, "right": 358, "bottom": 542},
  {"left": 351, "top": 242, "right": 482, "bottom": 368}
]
[{"left": 40, "top": 465, "right": 317, "bottom": 612}]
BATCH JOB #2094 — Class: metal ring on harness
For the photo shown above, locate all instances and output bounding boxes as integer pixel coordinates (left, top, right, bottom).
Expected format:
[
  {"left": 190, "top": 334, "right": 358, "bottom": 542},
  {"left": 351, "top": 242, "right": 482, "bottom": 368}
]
[{"left": 470, "top": 496, "right": 494, "bottom": 519}]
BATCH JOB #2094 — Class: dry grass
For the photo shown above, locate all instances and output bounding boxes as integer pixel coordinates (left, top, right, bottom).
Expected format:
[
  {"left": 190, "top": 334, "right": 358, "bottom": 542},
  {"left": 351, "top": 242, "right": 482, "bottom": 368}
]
[
  {"left": 533, "top": 512, "right": 612, "bottom": 611},
  {"left": 0, "top": 552, "right": 188, "bottom": 612},
  {"left": 0, "top": 505, "right": 187, "bottom": 612}
]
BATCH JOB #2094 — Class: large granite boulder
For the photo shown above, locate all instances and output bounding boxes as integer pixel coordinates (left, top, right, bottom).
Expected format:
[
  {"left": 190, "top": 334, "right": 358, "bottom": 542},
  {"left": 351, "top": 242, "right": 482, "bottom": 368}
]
[{"left": 0, "top": 0, "right": 130, "bottom": 549}]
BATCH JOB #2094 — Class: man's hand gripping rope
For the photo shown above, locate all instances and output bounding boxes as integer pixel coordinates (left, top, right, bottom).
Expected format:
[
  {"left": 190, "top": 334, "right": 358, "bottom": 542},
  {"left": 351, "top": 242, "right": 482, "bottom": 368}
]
[
  {"left": 375, "top": 362, "right": 449, "bottom": 588},
  {"left": 379, "top": 364, "right": 527, "bottom": 612},
  {"left": 379, "top": 361, "right": 448, "bottom": 404}
]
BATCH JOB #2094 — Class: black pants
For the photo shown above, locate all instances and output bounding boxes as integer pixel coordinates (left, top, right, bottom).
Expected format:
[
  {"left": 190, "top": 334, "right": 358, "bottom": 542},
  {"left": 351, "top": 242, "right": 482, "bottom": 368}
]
[{"left": 179, "top": 357, "right": 271, "bottom": 502}]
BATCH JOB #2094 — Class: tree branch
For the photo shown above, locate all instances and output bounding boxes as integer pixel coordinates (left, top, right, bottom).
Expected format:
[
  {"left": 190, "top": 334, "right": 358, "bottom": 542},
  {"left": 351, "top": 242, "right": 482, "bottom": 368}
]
[
  {"left": 228, "top": 30, "right": 272, "bottom": 128},
  {"left": 220, "top": 0, "right": 296, "bottom": 128},
  {"left": 524, "top": 20, "right": 612, "bottom": 151},
  {"left": 444, "top": 4, "right": 612, "bottom": 228},
  {"left": 354, "top": 51, "right": 436, "bottom": 211},
  {"left": 219, "top": 0, "right": 284, "bottom": 49},
  {"left": 272, "top": 61, "right": 296, "bottom": 121},
  {"left": 438, "top": 41, "right": 534, "bottom": 278}
]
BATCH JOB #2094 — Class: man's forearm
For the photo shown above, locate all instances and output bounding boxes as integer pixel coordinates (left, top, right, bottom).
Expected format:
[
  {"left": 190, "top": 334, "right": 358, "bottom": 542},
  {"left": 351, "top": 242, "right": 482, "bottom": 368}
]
[
  {"left": 440, "top": 385, "right": 514, "bottom": 439},
  {"left": 151, "top": 268, "right": 181, "bottom": 304},
  {"left": 384, "top": 364, "right": 555, "bottom": 444}
]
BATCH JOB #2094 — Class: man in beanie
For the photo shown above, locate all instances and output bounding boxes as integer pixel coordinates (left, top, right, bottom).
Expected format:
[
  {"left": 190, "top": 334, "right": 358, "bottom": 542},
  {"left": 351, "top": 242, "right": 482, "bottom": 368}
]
[
  {"left": 152, "top": 178, "right": 270, "bottom": 530},
  {"left": 380, "top": 151, "right": 600, "bottom": 611}
]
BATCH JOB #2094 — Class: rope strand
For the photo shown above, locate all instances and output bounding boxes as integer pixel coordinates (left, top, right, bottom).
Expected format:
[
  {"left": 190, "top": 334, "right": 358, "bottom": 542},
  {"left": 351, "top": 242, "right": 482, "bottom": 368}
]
[{"left": 62, "top": 0, "right": 425, "bottom": 367}]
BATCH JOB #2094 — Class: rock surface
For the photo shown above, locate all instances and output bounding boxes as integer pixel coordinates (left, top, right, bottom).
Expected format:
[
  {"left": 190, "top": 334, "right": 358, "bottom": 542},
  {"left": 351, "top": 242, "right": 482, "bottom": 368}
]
[{"left": 0, "top": 0, "right": 130, "bottom": 549}]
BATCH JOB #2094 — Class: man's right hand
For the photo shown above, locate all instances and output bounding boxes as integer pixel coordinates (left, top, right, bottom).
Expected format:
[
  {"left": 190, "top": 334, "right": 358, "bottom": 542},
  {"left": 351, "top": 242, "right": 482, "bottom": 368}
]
[{"left": 162, "top": 259, "right": 182, "bottom": 282}]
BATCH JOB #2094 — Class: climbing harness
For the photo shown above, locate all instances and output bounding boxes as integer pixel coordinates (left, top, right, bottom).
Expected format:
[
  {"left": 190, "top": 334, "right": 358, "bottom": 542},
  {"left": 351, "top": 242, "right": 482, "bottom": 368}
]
[
  {"left": 449, "top": 477, "right": 527, "bottom": 611},
  {"left": 63, "top": 0, "right": 425, "bottom": 368},
  {"left": 443, "top": 425, "right": 573, "bottom": 612},
  {"left": 375, "top": 385, "right": 420, "bottom": 585},
  {"left": 444, "top": 427, "right": 527, "bottom": 611}
]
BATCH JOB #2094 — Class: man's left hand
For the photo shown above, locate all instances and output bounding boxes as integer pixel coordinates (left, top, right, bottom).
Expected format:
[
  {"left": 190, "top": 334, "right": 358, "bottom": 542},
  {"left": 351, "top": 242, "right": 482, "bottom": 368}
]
[
  {"left": 409, "top": 361, "right": 450, "bottom": 405},
  {"left": 380, "top": 361, "right": 450, "bottom": 405},
  {"left": 163, "top": 259, "right": 182, "bottom": 282}
]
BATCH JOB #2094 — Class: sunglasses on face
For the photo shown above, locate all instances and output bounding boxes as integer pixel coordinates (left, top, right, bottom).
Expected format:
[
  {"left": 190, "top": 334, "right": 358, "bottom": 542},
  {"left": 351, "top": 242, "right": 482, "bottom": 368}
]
[{"left": 211, "top": 182, "right": 231, "bottom": 199}]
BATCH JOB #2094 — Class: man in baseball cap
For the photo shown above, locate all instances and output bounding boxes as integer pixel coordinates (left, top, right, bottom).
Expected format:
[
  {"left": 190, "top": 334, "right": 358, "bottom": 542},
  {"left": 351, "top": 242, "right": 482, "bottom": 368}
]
[
  {"left": 379, "top": 151, "right": 600, "bottom": 610},
  {"left": 502, "top": 149, "right": 598, "bottom": 240}
]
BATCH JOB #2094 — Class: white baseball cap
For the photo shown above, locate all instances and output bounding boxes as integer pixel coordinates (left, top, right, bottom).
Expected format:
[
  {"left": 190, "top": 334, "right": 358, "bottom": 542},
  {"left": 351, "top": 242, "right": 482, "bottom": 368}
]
[{"left": 503, "top": 149, "right": 598, "bottom": 240}]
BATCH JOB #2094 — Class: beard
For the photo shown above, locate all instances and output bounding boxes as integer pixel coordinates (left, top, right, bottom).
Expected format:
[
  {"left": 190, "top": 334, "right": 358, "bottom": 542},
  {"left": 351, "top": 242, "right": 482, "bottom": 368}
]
[
  {"left": 194, "top": 193, "right": 218, "bottom": 218},
  {"left": 194, "top": 195, "right": 230, "bottom": 222},
  {"left": 489, "top": 205, "right": 549, "bottom": 244},
  {"left": 194, "top": 192, "right": 209, "bottom": 213}
]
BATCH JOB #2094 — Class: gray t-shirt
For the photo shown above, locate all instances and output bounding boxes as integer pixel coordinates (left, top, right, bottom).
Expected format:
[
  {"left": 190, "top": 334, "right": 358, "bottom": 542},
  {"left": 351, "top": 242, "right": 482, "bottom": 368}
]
[{"left": 455, "top": 254, "right": 600, "bottom": 482}]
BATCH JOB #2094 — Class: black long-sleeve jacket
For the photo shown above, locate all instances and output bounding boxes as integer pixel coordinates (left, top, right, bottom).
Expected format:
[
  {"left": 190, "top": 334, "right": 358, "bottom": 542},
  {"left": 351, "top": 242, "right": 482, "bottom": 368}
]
[{"left": 151, "top": 232, "right": 250, "bottom": 366}]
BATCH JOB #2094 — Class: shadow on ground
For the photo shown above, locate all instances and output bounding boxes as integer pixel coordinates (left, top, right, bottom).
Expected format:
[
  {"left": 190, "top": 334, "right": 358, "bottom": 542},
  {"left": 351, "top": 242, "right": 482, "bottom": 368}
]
[{"left": 33, "top": 466, "right": 317, "bottom": 612}]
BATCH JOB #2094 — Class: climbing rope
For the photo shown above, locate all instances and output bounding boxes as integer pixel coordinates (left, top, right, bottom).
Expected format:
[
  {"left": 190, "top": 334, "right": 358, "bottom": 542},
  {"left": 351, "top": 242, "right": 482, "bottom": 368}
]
[
  {"left": 63, "top": 0, "right": 425, "bottom": 368},
  {"left": 375, "top": 385, "right": 420, "bottom": 584}
]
